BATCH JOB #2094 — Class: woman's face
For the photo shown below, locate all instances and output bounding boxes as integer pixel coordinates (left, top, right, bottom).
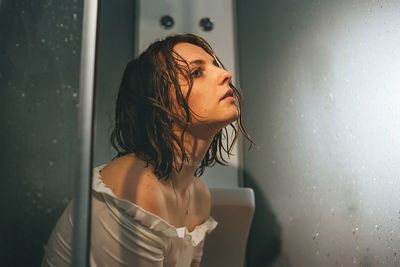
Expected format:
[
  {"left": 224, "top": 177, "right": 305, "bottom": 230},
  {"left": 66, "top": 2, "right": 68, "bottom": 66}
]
[{"left": 173, "top": 42, "right": 239, "bottom": 134}]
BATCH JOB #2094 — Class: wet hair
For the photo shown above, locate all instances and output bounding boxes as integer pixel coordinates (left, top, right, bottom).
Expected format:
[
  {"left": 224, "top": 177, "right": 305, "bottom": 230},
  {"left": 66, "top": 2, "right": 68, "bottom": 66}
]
[{"left": 110, "top": 33, "right": 255, "bottom": 180}]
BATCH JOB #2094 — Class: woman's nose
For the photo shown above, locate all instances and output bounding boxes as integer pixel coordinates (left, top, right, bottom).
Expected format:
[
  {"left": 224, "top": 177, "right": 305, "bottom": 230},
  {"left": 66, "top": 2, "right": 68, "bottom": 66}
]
[{"left": 218, "top": 69, "right": 233, "bottom": 85}]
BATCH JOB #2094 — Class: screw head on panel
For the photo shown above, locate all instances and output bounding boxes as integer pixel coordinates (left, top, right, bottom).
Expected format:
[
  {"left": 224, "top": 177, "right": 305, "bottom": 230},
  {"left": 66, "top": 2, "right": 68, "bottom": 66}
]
[
  {"left": 199, "top": 17, "right": 214, "bottom": 31},
  {"left": 160, "top": 15, "right": 174, "bottom": 29}
]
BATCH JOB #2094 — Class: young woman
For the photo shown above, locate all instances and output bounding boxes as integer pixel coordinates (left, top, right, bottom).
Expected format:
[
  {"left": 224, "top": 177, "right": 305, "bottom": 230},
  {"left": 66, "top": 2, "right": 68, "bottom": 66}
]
[{"left": 42, "top": 34, "right": 254, "bottom": 267}]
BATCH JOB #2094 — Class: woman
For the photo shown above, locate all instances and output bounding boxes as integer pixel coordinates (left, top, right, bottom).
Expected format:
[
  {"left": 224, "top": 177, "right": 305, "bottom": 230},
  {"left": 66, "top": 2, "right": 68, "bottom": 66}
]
[{"left": 42, "top": 34, "right": 254, "bottom": 267}]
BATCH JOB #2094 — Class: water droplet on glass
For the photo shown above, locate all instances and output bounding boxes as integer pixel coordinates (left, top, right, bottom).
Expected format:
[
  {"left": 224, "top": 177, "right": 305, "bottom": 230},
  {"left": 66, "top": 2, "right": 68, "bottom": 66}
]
[
  {"left": 313, "top": 232, "right": 319, "bottom": 240},
  {"left": 21, "top": 93, "right": 26, "bottom": 97},
  {"left": 72, "top": 92, "right": 78, "bottom": 98},
  {"left": 52, "top": 139, "right": 58, "bottom": 144},
  {"left": 41, "top": 39, "right": 46, "bottom": 43},
  {"left": 73, "top": 13, "right": 77, "bottom": 21},
  {"left": 37, "top": 192, "right": 43, "bottom": 198},
  {"left": 49, "top": 161, "right": 54, "bottom": 166}
]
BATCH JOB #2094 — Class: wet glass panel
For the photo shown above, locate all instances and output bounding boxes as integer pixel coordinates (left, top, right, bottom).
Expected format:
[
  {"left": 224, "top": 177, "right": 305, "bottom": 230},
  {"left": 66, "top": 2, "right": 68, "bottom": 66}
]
[
  {"left": 237, "top": 0, "right": 400, "bottom": 266},
  {"left": 0, "top": 1, "right": 83, "bottom": 266}
]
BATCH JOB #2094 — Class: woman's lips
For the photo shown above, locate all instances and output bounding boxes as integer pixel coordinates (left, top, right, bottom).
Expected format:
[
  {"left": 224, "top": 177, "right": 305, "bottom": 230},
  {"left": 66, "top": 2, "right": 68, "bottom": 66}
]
[
  {"left": 221, "top": 88, "right": 234, "bottom": 100},
  {"left": 222, "top": 96, "right": 235, "bottom": 101}
]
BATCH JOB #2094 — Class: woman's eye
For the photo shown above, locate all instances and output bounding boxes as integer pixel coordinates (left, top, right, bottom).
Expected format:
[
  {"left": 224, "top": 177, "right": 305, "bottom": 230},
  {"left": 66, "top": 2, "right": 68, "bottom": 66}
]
[{"left": 191, "top": 69, "right": 203, "bottom": 78}]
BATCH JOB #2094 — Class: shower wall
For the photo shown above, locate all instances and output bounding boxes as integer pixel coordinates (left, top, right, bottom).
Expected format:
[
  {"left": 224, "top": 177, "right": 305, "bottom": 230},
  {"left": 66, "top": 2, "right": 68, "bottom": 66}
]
[
  {"left": 236, "top": 0, "right": 400, "bottom": 266},
  {"left": 92, "top": 0, "right": 135, "bottom": 165},
  {"left": 0, "top": 1, "right": 83, "bottom": 266}
]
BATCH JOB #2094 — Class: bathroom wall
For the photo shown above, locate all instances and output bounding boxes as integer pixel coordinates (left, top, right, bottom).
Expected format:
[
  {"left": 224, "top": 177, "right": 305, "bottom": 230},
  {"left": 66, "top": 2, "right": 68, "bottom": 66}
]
[
  {"left": 0, "top": 1, "right": 83, "bottom": 266},
  {"left": 236, "top": 0, "right": 400, "bottom": 266}
]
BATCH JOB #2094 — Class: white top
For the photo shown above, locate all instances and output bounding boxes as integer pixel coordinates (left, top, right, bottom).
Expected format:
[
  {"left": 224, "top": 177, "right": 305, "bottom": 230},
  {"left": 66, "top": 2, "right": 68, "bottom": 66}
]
[{"left": 42, "top": 164, "right": 218, "bottom": 267}]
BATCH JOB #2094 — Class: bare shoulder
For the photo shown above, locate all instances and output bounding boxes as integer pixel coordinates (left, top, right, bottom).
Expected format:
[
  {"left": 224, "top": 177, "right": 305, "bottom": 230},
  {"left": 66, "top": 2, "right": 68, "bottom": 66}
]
[
  {"left": 193, "top": 177, "right": 211, "bottom": 217},
  {"left": 100, "top": 154, "right": 166, "bottom": 217},
  {"left": 194, "top": 178, "right": 211, "bottom": 201}
]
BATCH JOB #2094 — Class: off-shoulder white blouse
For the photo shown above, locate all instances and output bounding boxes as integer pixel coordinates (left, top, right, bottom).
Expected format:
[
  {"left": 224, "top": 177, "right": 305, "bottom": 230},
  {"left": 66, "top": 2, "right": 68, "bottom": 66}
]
[{"left": 42, "top": 164, "right": 218, "bottom": 267}]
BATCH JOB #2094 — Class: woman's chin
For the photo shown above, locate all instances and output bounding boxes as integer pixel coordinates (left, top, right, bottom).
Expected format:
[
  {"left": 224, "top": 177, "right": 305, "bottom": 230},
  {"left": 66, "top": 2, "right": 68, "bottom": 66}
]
[
  {"left": 228, "top": 109, "right": 240, "bottom": 122},
  {"left": 220, "top": 112, "right": 239, "bottom": 127}
]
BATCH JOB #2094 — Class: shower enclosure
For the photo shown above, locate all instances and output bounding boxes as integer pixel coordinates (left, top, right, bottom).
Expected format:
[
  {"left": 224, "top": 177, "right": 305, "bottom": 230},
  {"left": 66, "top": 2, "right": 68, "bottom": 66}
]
[
  {"left": 5, "top": 0, "right": 398, "bottom": 266},
  {"left": 0, "top": 0, "right": 249, "bottom": 266}
]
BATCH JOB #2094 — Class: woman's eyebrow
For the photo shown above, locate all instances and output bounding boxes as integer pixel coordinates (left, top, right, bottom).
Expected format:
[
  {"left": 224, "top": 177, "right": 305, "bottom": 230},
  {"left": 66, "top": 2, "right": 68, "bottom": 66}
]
[{"left": 188, "top": 59, "right": 220, "bottom": 67}]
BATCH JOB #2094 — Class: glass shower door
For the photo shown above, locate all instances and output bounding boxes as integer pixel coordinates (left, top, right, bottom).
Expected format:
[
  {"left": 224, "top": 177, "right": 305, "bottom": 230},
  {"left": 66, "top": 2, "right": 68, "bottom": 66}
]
[{"left": 0, "top": 1, "right": 84, "bottom": 266}]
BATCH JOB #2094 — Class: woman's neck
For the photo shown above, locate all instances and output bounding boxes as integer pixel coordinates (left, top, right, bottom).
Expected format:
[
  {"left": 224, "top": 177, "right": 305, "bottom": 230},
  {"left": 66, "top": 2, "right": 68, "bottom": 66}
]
[{"left": 169, "top": 132, "right": 213, "bottom": 194}]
